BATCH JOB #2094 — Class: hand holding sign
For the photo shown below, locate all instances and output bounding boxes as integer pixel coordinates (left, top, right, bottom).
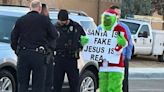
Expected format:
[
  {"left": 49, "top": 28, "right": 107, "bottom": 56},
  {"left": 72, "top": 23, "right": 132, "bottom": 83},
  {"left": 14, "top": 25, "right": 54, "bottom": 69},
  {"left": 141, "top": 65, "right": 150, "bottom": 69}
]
[
  {"left": 80, "top": 35, "right": 89, "bottom": 46},
  {"left": 82, "top": 29, "right": 121, "bottom": 64},
  {"left": 117, "top": 34, "right": 126, "bottom": 47}
]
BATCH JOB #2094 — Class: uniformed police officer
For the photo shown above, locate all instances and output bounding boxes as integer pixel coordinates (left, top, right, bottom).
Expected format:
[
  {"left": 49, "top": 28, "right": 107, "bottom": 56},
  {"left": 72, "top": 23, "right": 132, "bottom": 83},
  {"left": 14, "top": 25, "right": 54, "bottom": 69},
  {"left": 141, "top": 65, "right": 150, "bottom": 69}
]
[
  {"left": 10, "top": 0, "right": 58, "bottom": 92},
  {"left": 53, "top": 9, "right": 86, "bottom": 92},
  {"left": 41, "top": 3, "right": 55, "bottom": 92}
]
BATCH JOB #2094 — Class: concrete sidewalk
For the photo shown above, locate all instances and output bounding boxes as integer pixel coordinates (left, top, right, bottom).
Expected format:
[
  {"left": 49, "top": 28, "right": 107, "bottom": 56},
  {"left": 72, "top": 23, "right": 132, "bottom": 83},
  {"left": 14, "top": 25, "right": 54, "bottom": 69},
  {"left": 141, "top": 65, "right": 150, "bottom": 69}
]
[{"left": 129, "top": 68, "right": 164, "bottom": 79}]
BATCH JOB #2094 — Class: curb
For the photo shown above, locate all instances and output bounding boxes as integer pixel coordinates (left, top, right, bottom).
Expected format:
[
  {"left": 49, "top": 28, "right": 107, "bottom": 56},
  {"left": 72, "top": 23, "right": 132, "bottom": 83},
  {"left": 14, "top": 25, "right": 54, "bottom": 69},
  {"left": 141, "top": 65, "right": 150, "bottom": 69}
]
[{"left": 129, "top": 68, "right": 164, "bottom": 79}]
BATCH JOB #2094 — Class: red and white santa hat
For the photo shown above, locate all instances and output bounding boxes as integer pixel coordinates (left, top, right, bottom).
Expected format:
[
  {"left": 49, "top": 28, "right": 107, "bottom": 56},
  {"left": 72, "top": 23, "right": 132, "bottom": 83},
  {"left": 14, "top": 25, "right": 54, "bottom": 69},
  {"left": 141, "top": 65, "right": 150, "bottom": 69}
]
[{"left": 102, "top": 9, "right": 118, "bottom": 16}]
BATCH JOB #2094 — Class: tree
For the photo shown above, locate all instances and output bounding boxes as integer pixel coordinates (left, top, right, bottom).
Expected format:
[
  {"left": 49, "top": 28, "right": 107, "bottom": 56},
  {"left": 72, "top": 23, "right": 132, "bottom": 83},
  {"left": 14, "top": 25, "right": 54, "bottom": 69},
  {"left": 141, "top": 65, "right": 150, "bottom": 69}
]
[
  {"left": 121, "top": 0, "right": 135, "bottom": 18},
  {"left": 151, "top": 0, "right": 164, "bottom": 29},
  {"left": 121, "top": 0, "right": 152, "bottom": 18},
  {"left": 152, "top": 0, "right": 164, "bottom": 15}
]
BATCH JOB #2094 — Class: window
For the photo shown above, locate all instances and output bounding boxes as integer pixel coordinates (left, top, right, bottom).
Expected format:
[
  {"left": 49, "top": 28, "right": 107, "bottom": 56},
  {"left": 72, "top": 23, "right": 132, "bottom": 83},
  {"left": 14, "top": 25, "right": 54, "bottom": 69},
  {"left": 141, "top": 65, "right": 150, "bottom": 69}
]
[
  {"left": 138, "top": 25, "right": 150, "bottom": 36},
  {"left": 80, "top": 21, "right": 97, "bottom": 31},
  {"left": 0, "top": 15, "right": 18, "bottom": 43},
  {"left": 51, "top": 19, "right": 57, "bottom": 24},
  {"left": 121, "top": 21, "right": 140, "bottom": 34}
]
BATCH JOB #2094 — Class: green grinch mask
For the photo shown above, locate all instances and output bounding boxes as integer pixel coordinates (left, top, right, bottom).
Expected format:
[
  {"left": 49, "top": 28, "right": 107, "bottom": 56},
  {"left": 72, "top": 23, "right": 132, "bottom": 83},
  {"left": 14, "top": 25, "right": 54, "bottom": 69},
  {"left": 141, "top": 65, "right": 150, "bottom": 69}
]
[{"left": 101, "top": 13, "right": 117, "bottom": 31}]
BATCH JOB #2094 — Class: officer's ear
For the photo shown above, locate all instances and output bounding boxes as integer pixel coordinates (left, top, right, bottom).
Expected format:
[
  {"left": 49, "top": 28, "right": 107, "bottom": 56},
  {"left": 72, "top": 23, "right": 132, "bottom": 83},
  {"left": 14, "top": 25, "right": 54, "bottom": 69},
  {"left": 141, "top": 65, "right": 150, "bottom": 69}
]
[{"left": 39, "top": 6, "right": 42, "bottom": 14}]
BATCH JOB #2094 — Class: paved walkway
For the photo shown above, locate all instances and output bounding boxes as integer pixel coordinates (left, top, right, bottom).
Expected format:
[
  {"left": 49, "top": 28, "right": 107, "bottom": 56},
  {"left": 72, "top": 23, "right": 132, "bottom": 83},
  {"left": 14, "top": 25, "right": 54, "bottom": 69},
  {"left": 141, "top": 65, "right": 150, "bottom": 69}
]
[{"left": 129, "top": 68, "right": 164, "bottom": 79}]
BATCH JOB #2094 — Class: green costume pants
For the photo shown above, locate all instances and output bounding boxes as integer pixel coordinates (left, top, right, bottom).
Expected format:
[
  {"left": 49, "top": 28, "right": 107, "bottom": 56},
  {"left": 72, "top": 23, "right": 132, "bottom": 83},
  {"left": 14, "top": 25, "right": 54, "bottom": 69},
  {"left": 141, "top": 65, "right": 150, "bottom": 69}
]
[{"left": 99, "top": 72, "right": 124, "bottom": 92}]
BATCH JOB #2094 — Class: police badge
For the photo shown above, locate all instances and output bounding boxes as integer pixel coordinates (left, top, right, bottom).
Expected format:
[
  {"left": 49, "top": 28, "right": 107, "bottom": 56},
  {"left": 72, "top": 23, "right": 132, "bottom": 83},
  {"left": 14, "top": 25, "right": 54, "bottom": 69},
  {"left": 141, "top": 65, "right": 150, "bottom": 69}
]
[{"left": 69, "top": 26, "right": 73, "bottom": 32}]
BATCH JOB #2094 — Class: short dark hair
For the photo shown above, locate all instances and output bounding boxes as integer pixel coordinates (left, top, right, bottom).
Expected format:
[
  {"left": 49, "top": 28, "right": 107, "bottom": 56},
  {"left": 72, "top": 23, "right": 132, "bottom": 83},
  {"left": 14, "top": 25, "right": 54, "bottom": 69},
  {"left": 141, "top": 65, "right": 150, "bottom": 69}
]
[
  {"left": 110, "top": 5, "right": 120, "bottom": 9},
  {"left": 58, "top": 9, "right": 69, "bottom": 21}
]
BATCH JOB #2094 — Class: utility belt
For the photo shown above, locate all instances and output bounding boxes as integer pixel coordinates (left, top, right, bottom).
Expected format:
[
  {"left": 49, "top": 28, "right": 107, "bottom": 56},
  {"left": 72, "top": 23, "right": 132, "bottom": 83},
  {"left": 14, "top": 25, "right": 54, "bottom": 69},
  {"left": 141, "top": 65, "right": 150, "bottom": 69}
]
[
  {"left": 16, "top": 45, "right": 54, "bottom": 64},
  {"left": 18, "top": 46, "right": 50, "bottom": 55},
  {"left": 56, "top": 49, "right": 80, "bottom": 59}
]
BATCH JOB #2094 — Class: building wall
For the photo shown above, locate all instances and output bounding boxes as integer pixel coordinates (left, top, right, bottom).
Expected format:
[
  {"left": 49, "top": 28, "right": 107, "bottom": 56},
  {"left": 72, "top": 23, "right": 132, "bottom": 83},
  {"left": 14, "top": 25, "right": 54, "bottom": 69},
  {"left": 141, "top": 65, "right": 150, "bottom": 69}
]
[
  {"left": 58, "top": 0, "right": 121, "bottom": 24},
  {"left": 0, "top": 0, "right": 12, "bottom": 4},
  {"left": 0, "top": 0, "right": 121, "bottom": 24},
  {"left": 1, "top": 0, "right": 163, "bottom": 29},
  {"left": 54, "top": 0, "right": 99, "bottom": 24},
  {"left": 152, "top": 11, "right": 163, "bottom": 30},
  {"left": 42, "top": 0, "right": 121, "bottom": 24}
]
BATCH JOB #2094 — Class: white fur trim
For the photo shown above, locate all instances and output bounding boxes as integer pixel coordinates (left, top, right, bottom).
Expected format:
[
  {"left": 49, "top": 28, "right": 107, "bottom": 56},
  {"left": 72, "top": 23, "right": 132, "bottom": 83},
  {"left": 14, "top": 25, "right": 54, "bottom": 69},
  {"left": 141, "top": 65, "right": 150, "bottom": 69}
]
[
  {"left": 115, "top": 40, "right": 128, "bottom": 55},
  {"left": 103, "top": 12, "right": 116, "bottom": 16},
  {"left": 99, "top": 66, "right": 124, "bottom": 73},
  {"left": 115, "top": 48, "right": 123, "bottom": 55},
  {"left": 124, "top": 41, "right": 128, "bottom": 48}
]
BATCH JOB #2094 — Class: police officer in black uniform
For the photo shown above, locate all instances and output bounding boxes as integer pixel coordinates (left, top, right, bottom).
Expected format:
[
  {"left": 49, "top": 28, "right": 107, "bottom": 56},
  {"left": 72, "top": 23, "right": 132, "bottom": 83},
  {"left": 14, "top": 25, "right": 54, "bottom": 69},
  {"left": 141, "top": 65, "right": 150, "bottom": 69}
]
[
  {"left": 53, "top": 9, "right": 86, "bottom": 92},
  {"left": 10, "top": 0, "right": 58, "bottom": 92},
  {"left": 41, "top": 3, "right": 56, "bottom": 92}
]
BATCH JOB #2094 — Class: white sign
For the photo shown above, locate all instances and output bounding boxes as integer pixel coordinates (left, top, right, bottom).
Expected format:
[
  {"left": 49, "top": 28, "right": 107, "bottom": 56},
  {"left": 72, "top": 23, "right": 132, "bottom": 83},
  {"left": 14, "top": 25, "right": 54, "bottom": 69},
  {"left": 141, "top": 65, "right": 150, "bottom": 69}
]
[{"left": 82, "top": 29, "right": 121, "bottom": 64}]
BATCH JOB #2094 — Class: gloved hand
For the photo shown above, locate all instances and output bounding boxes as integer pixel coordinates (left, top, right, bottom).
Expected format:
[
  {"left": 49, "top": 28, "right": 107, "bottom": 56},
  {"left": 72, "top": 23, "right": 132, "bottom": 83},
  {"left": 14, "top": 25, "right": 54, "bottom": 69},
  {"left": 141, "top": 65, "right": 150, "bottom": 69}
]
[
  {"left": 80, "top": 35, "right": 89, "bottom": 46},
  {"left": 117, "top": 34, "right": 126, "bottom": 47}
]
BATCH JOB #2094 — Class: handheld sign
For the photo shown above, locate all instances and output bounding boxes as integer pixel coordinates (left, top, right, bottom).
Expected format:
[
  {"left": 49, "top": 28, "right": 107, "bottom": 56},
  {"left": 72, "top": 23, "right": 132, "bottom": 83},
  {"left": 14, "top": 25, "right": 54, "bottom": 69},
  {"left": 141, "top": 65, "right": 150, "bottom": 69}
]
[{"left": 82, "top": 29, "right": 121, "bottom": 64}]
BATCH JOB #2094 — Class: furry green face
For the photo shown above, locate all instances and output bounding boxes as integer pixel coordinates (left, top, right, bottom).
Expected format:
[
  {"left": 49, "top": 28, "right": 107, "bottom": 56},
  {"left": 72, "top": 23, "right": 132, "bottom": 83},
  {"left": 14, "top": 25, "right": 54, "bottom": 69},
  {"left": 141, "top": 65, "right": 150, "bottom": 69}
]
[{"left": 101, "top": 14, "right": 117, "bottom": 31}]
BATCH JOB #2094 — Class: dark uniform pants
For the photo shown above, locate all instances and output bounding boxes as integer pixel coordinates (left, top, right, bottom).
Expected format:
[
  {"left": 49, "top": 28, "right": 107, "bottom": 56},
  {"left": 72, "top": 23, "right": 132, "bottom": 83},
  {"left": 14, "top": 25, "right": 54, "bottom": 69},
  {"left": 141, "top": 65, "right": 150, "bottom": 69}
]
[
  {"left": 53, "top": 56, "right": 79, "bottom": 92},
  {"left": 123, "top": 57, "right": 129, "bottom": 92},
  {"left": 45, "top": 61, "right": 54, "bottom": 92},
  {"left": 17, "top": 50, "right": 46, "bottom": 92}
]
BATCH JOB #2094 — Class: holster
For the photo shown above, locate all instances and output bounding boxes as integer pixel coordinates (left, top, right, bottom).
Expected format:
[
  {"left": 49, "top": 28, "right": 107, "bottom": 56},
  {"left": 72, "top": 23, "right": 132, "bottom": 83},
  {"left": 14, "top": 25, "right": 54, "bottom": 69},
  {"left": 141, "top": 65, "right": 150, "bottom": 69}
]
[
  {"left": 15, "top": 46, "right": 21, "bottom": 55},
  {"left": 70, "top": 48, "right": 81, "bottom": 59},
  {"left": 45, "top": 51, "right": 54, "bottom": 64},
  {"left": 45, "top": 47, "right": 55, "bottom": 64}
]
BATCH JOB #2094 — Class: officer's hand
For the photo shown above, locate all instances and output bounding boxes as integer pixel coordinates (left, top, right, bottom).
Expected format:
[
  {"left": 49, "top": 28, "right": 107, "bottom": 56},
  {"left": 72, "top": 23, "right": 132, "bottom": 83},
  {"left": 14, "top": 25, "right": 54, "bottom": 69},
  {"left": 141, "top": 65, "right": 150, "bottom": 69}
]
[
  {"left": 80, "top": 35, "right": 89, "bottom": 46},
  {"left": 117, "top": 34, "right": 126, "bottom": 47}
]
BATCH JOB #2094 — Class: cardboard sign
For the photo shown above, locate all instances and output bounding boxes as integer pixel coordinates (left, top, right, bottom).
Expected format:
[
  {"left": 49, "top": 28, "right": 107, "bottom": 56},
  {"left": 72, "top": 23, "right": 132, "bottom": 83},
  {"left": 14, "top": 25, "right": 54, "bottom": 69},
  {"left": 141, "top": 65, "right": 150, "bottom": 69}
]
[{"left": 82, "top": 29, "right": 121, "bottom": 64}]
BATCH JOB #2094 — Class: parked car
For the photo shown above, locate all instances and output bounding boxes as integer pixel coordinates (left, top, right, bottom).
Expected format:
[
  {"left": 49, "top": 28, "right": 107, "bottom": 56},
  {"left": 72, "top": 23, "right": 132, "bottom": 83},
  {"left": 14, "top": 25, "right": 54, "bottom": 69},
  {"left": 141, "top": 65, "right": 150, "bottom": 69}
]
[
  {"left": 0, "top": 5, "right": 99, "bottom": 92},
  {"left": 120, "top": 19, "right": 164, "bottom": 62}
]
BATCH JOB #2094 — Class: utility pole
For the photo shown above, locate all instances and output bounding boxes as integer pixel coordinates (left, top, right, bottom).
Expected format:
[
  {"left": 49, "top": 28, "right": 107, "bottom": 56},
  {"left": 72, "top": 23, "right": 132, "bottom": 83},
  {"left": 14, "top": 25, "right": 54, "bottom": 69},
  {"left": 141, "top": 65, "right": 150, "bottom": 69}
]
[
  {"left": 19, "top": 0, "right": 22, "bottom": 5},
  {"left": 97, "top": 0, "right": 100, "bottom": 25}
]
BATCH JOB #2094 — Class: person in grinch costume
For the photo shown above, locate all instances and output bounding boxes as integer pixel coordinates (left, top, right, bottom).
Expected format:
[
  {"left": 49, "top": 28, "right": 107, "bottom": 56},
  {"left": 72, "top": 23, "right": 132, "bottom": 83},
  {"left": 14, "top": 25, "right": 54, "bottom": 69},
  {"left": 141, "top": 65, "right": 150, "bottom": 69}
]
[{"left": 97, "top": 9, "right": 129, "bottom": 92}]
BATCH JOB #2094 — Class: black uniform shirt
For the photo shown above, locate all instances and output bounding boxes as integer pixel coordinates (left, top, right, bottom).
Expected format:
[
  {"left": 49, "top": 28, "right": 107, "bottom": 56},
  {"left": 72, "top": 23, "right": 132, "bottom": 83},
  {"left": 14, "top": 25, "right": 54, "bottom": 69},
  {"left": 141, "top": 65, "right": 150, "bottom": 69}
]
[
  {"left": 11, "top": 11, "right": 58, "bottom": 51},
  {"left": 55, "top": 19, "right": 85, "bottom": 52}
]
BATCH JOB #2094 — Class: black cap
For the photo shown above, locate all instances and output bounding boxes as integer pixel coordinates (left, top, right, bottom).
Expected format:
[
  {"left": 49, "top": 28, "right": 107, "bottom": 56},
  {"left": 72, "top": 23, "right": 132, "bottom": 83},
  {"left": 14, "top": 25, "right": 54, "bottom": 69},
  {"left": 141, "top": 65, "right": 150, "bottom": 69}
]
[{"left": 58, "top": 9, "right": 68, "bottom": 21}]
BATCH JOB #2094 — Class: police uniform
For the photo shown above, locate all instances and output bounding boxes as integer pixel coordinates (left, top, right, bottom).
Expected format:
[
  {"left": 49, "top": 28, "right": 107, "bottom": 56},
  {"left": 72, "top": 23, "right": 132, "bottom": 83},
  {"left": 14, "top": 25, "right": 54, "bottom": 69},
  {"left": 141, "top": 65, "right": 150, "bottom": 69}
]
[
  {"left": 11, "top": 11, "right": 58, "bottom": 92},
  {"left": 53, "top": 10, "right": 85, "bottom": 92}
]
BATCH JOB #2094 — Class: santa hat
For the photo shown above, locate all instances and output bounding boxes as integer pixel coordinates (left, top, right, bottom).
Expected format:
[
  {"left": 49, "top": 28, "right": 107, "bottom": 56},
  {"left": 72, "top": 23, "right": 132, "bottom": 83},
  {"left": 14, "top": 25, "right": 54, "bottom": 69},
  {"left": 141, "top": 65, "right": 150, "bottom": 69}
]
[
  {"left": 101, "top": 9, "right": 118, "bottom": 24},
  {"left": 101, "top": 9, "right": 118, "bottom": 31},
  {"left": 104, "top": 9, "right": 118, "bottom": 15}
]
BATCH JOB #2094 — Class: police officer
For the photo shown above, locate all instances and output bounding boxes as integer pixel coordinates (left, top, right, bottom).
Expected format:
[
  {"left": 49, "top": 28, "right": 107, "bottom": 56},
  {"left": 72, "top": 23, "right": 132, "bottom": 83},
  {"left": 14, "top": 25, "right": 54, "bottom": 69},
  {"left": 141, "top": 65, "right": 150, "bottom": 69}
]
[
  {"left": 53, "top": 9, "right": 86, "bottom": 92},
  {"left": 10, "top": 0, "right": 58, "bottom": 92},
  {"left": 41, "top": 3, "right": 55, "bottom": 92}
]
